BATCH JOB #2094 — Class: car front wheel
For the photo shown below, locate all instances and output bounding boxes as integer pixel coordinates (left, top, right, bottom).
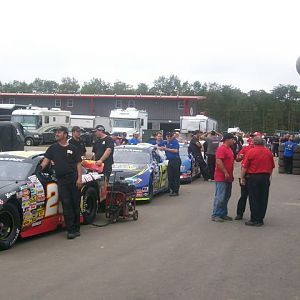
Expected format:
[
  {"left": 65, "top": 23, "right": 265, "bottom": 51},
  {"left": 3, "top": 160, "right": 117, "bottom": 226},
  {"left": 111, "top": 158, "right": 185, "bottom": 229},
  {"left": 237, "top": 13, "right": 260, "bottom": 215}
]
[
  {"left": 25, "top": 138, "right": 34, "bottom": 146},
  {"left": 82, "top": 187, "right": 98, "bottom": 224},
  {"left": 0, "top": 203, "right": 21, "bottom": 251}
]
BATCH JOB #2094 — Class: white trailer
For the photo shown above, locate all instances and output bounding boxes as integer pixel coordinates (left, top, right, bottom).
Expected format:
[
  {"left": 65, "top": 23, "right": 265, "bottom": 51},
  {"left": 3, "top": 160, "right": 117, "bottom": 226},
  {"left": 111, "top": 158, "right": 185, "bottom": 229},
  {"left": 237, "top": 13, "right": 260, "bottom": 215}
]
[
  {"left": 11, "top": 106, "right": 71, "bottom": 132},
  {"left": 70, "top": 115, "right": 111, "bottom": 132},
  {"left": 109, "top": 108, "right": 148, "bottom": 138},
  {"left": 180, "top": 115, "right": 218, "bottom": 133}
]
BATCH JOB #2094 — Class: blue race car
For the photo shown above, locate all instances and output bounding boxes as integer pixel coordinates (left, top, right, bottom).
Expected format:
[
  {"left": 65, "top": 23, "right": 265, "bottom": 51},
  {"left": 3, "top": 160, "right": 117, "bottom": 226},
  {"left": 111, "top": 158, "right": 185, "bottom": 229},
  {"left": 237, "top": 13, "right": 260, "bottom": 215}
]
[
  {"left": 111, "top": 144, "right": 168, "bottom": 201},
  {"left": 179, "top": 144, "right": 201, "bottom": 183}
]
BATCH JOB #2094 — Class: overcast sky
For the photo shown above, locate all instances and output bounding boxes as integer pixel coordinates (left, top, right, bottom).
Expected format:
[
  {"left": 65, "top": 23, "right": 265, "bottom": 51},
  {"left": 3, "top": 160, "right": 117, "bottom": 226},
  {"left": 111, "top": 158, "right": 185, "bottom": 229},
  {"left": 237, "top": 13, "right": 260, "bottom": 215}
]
[{"left": 1, "top": 0, "right": 300, "bottom": 93}]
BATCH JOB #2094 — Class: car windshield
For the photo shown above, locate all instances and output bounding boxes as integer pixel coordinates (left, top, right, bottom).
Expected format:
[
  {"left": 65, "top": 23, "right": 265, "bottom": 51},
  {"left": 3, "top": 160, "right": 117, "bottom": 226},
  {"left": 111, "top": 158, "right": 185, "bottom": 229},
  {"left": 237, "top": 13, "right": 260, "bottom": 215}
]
[
  {"left": 114, "top": 149, "right": 150, "bottom": 164},
  {"left": 0, "top": 160, "right": 32, "bottom": 181},
  {"left": 179, "top": 147, "right": 189, "bottom": 158},
  {"left": 11, "top": 115, "right": 41, "bottom": 130}
]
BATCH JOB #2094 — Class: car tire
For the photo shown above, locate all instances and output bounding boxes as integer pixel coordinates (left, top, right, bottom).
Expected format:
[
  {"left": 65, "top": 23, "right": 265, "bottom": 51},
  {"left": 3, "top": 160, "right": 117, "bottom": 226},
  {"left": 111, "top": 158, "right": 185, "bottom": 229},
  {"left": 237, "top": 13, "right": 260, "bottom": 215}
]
[
  {"left": 0, "top": 202, "right": 21, "bottom": 251},
  {"left": 293, "top": 153, "right": 300, "bottom": 160},
  {"left": 292, "top": 168, "right": 300, "bottom": 175},
  {"left": 148, "top": 177, "right": 154, "bottom": 202},
  {"left": 25, "top": 138, "right": 34, "bottom": 146},
  {"left": 82, "top": 187, "right": 98, "bottom": 225},
  {"left": 292, "top": 160, "right": 300, "bottom": 168}
]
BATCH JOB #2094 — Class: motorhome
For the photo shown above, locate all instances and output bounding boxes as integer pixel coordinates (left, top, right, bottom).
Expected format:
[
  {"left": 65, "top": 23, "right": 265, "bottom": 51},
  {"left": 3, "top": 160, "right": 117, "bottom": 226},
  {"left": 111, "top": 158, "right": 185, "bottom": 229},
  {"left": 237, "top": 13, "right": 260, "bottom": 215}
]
[
  {"left": 109, "top": 108, "right": 148, "bottom": 138},
  {"left": 70, "top": 115, "right": 111, "bottom": 132},
  {"left": 180, "top": 115, "right": 218, "bottom": 133},
  {"left": 11, "top": 106, "right": 71, "bottom": 132}
]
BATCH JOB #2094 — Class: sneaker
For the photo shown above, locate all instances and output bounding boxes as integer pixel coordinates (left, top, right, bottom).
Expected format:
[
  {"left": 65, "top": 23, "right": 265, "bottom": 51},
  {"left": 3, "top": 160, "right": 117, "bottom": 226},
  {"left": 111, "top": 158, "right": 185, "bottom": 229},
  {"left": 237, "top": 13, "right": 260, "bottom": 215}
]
[
  {"left": 222, "top": 215, "right": 233, "bottom": 221},
  {"left": 211, "top": 216, "right": 224, "bottom": 222},
  {"left": 169, "top": 192, "right": 179, "bottom": 197},
  {"left": 75, "top": 231, "right": 81, "bottom": 237},
  {"left": 245, "top": 220, "right": 264, "bottom": 227},
  {"left": 67, "top": 233, "right": 76, "bottom": 239},
  {"left": 235, "top": 214, "right": 243, "bottom": 220}
]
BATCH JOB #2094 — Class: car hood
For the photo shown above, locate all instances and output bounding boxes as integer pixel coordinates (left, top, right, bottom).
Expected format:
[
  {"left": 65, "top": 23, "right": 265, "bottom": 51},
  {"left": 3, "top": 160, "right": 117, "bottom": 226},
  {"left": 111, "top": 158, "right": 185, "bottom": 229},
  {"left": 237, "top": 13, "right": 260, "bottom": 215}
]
[{"left": 111, "top": 163, "right": 148, "bottom": 181}]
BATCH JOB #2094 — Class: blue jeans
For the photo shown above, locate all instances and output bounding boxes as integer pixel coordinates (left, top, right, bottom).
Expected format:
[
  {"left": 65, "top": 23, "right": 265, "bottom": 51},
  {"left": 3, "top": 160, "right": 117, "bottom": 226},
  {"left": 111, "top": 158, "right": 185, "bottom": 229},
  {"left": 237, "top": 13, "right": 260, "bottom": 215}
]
[{"left": 212, "top": 182, "right": 232, "bottom": 217}]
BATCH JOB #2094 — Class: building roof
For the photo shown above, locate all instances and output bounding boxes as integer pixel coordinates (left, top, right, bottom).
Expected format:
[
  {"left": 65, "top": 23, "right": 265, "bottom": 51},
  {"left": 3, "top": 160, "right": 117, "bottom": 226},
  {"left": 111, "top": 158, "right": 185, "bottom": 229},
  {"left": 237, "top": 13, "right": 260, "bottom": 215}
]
[{"left": 0, "top": 93, "right": 205, "bottom": 101}]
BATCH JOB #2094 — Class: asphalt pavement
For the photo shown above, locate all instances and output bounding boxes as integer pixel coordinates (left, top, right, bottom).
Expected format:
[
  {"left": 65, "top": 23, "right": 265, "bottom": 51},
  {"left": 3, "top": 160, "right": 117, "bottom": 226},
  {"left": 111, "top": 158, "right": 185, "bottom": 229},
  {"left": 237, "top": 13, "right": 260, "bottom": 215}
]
[{"left": 1, "top": 153, "right": 300, "bottom": 300}]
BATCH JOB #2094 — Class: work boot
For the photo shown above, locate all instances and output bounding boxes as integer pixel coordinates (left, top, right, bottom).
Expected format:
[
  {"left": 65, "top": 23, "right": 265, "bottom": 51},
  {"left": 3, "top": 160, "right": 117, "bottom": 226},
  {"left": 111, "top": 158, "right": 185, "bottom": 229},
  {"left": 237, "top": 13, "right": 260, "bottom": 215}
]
[
  {"left": 169, "top": 192, "right": 179, "bottom": 197},
  {"left": 211, "top": 216, "right": 224, "bottom": 222},
  {"left": 235, "top": 214, "right": 243, "bottom": 220},
  {"left": 245, "top": 220, "right": 264, "bottom": 227},
  {"left": 222, "top": 215, "right": 233, "bottom": 221},
  {"left": 75, "top": 231, "right": 81, "bottom": 237}
]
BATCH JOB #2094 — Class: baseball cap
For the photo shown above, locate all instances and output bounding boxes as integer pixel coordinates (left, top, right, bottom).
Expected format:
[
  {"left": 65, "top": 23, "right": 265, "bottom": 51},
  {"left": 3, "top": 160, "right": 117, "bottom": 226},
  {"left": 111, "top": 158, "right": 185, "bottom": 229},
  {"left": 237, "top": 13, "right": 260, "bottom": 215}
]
[
  {"left": 193, "top": 130, "right": 201, "bottom": 135},
  {"left": 55, "top": 126, "right": 68, "bottom": 134},
  {"left": 165, "top": 131, "right": 172, "bottom": 137},
  {"left": 94, "top": 125, "right": 105, "bottom": 132},
  {"left": 221, "top": 133, "right": 235, "bottom": 142},
  {"left": 71, "top": 126, "right": 81, "bottom": 132},
  {"left": 111, "top": 132, "right": 119, "bottom": 136},
  {"left": 253, "top": 131, "right": 262, "bottom": 136}
]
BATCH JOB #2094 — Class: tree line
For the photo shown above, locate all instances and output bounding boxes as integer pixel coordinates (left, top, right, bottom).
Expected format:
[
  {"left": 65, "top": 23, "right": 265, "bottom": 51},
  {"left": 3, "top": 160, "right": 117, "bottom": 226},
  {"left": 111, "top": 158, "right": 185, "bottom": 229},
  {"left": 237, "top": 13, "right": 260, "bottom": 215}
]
[{"left": 0, "top": 75, "right": 299, "bottom": 134}]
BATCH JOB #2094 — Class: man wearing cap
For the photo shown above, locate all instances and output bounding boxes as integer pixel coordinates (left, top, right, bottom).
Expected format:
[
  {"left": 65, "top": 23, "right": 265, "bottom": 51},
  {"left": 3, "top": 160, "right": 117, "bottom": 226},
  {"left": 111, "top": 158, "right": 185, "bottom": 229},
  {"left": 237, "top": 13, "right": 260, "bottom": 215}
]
[
  {"left": 69, "top": 126, "right": 87, "bottom": 158},
  {"left": 111, "top": 132, "right": 121, "bottom": 146},
  {"left": 40, "top": 126, "right": 82, "bottom": 239},
  {"left": 160, "top": 132, "right": 181, "bottom": 196},
  {"left": 92, "top": 125, "right": 114, "bottom": 181},
  {"left": 188, "top": 130, "right": 209, "bottom": 181},
  {"left": 201, "top": 130, "right": 222, "bottom": 180},
  {"left": 129, "top": 132, "right": 141, "bottom": 145},
  {"left": 211, "top": 133, "right": 235, "bottom": 222},
  {"left": 241, "top": 136, "right": 274, "bottom": 226}
]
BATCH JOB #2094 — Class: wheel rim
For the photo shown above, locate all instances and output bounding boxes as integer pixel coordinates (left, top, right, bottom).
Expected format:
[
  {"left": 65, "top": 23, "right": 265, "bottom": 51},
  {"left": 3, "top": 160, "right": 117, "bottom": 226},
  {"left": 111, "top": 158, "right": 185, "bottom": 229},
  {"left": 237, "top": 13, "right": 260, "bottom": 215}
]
[
  {"left": 0, "top": 211, "right": 14, "bottom": 240},
  {"left": 26, "top": 139, "right": 32, "bottom": 146},
  {"left": 84, "top": 194, "right": 95, "bottom": 215}
]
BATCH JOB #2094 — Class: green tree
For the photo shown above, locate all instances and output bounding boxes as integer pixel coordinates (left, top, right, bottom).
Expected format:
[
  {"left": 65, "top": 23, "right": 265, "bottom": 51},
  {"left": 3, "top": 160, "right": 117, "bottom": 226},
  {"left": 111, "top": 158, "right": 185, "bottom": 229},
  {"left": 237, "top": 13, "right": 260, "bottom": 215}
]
[
  {"left": 30, "top": 78, "right": 59, "bottom": 93},
  {"left": 112, "top": 81, "right": 134, "bottom": 95},
  {"left": 81, "top": 78, "right": 111, "bottom": 94},
  {"left": 2, "top": 80, "right": 32, "bottom": 93},
  {"left": 136, "top": 83, "right": 149, "bottom": 95},
  {"left": 58, "top": 77, "right": 80, "bottom": 94}
]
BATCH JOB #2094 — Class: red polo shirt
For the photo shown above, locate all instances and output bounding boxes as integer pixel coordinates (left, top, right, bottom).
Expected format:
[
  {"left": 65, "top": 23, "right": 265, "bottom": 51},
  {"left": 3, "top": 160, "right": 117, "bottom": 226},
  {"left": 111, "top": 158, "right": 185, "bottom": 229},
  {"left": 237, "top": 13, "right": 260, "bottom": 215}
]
[
  {"left": 242, "top": 145, "right": 275, "bottom": 174},
  {"left": 214, "top": 144, "right": 234, "bottom": 182},
  {"left": 237, "top": 144, "right": 254, "bottom": 160}
]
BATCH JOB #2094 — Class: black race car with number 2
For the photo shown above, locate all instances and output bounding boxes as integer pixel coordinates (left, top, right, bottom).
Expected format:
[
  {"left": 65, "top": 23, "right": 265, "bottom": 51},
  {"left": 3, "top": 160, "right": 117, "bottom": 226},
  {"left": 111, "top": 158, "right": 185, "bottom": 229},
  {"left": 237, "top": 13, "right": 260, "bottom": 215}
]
[{"left": 0, "top": 151, "right": 106, "bottom": 250}]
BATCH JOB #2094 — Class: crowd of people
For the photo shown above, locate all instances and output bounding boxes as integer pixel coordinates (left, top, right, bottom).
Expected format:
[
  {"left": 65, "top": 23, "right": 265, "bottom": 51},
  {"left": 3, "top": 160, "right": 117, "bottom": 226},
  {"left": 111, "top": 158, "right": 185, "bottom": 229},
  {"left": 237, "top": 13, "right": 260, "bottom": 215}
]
[{"left": 41, "top": 124, "right": 299, "bottom": 239}]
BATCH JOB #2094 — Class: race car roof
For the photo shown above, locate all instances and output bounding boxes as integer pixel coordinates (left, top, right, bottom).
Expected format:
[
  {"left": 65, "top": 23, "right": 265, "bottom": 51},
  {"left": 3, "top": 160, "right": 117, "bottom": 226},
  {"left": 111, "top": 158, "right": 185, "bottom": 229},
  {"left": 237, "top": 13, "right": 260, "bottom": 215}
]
[
  {"left": 115, "top": 143, "right": 154, "bottom": 152},
  {"left": 0, "top": 151, "right": 44, "bottom": 162}
]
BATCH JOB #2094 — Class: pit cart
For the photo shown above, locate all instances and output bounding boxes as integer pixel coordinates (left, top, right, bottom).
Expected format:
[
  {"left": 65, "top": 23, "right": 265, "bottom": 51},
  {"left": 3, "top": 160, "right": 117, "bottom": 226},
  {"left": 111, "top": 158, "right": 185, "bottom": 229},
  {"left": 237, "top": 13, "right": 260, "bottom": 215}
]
[{"left": 105, "top": 180, "right": 138, "bottom": 223}]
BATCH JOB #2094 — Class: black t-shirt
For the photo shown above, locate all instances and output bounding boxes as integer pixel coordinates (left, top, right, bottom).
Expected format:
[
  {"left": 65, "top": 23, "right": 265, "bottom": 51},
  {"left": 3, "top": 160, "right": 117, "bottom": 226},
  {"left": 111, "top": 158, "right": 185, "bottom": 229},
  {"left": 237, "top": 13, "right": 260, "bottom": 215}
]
[
  {"left": 92, "top": 136, "right": 114, "bottom": 168},
  {"left": 188, "top": 136, "right": 202, "bottom": 155},
  {"left": 69, "top": 138, "right": 87, "bottom": 157},
  {"left": 44, "top": 143, "right": 82, "bottom": 179}
]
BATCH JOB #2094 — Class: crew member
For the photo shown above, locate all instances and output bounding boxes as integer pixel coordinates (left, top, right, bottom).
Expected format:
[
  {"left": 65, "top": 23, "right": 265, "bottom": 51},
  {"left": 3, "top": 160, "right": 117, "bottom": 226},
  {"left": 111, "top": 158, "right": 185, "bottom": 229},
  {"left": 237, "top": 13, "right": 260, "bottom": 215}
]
[
  {"left": 188, "top": 130, "right": 209, "bottom": 181},
  {"left": 241, "top": 136, "right": 275, "bottom": 226},
  {"left": 68, "top": 126, "right": 87, "bottom": 158},
  {"left": 92, "top": 125, "right": 114, "bottom": 181},
  {"left": 161, "top": 132, "right": 181, "bottom": 196},
  {"left": 129, "top": 132, "right": 141, "bottom": 145},
  {"left": 234, "top": 137, "right": 254, "bottom": 220},
  {"left": 201, "top": 130, "right": 222, "bottom": 180},
  {"left": 40, "top": 126, "right": 82, "bottom": 239},
  {"left": 154, "top": 131, "right": 166, "bottom": 149},
  {"left": 211, "top": 133, "right": 235, "bottom": 222},
  {"left": 282, "top": 135, "right": 298, "bottom": 174}
]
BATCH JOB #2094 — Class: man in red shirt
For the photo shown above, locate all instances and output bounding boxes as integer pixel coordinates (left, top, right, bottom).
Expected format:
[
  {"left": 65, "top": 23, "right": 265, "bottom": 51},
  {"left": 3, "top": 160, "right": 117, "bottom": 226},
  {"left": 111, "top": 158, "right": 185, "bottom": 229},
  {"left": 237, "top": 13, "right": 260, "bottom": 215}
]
[
  {"left": 241, "top": 136, "right": 275, "bottom": 226},
  {"left": 211, "top": 133, "right": 235, "bottom": 222}
]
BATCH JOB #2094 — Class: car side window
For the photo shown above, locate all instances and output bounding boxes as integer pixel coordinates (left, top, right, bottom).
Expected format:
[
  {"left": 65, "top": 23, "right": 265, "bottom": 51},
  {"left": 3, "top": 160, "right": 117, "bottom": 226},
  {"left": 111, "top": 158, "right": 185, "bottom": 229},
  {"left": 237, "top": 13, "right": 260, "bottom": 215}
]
[{"left": 152, "top": 151, "right": 161, "bottom": 164}]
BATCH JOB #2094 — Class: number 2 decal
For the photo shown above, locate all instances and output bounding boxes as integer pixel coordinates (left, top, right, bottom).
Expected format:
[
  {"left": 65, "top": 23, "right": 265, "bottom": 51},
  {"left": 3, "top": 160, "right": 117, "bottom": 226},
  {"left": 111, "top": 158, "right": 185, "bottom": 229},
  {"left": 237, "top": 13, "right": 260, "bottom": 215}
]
[{"left": 45, "top": 183, "right": 59, "bottom": 217}]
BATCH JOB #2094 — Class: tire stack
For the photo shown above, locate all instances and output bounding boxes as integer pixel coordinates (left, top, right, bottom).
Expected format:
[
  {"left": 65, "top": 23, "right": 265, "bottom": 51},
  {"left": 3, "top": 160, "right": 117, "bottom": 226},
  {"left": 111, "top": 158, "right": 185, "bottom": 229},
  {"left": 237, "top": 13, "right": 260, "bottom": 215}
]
[
  {"left": 278, "top": 144, "right": 285, "bottom": 174},
  {"left": 292, "top": 145, "right": 300, "bottom": 175}
]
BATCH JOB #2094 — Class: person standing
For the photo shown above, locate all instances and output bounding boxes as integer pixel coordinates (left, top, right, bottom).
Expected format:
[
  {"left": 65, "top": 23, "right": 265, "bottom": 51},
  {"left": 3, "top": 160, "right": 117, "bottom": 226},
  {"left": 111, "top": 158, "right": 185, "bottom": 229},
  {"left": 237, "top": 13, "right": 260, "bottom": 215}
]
[
  {"left": 161, "top": 132, "right": 181, "bottom": 196},
  {"left": 234, "top": 138, "right": 254, "bottom": 220},
  {"left": 211, "top": 133, "right": 235, "bottom": 222},
  {"left": 129, "top": 132, "right": 141, "bottom": 145},
  {"left": 282, "top": 135, "right": 298, "bottom": 174},
  {"left": 154, "top": 131, "right": 166, "bottom": 148},
  {"left": 271, "top": 134, "right": 280, "bottom": 157},
  {"left": 121, "top": 132, "right": 129, "bottom": 145},
  {"left": 241, "top": 136, "right": 275, "bottom": 226},
  {"left": 68, "top": 126, "right": 87, "bottom": 158},
  {"left": 188, "top": 130, "right": 209, "bottom": 181},
  {"left": 201, "top": 130, "right": 222, "bottom": 180},
  {"left": 92, "top": 125, "right": 115, "bottom": 181},
  {"left": 40, "top": 126, "right": 82, "bottom": 239}
]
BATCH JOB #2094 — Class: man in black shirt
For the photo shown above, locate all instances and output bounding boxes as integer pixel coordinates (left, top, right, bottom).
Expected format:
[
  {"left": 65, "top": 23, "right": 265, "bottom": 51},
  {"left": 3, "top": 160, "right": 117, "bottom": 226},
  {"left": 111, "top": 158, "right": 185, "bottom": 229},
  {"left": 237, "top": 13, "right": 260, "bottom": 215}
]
[
  {"left": 40, "top": 126, "right": 82, "bottom": 240},
  {"left": 69, "top": 126, "right": 87, "bottom": 158},
  {"left": 188, "top": 130, "right": 209, "bottom": 181},
  {"left": 92, "top": 125, "right": 114, "bottom": 181}
]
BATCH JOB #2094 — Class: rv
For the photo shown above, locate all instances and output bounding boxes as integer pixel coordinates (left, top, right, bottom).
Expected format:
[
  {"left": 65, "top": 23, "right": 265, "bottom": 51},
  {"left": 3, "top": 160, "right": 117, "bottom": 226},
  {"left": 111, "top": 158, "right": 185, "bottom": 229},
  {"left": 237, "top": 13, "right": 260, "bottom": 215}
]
[
  {"left": 180, "top": 115, "right": 218, "bottom": 133},
  {"left": 70, "top": 115, "right": 111, "bottom": 132},
  {"left": 109, "top": 108, "right": 148, "bottom": 138},
  {"left": 11, "top": 106, "right": 71, "bottom": 132}
]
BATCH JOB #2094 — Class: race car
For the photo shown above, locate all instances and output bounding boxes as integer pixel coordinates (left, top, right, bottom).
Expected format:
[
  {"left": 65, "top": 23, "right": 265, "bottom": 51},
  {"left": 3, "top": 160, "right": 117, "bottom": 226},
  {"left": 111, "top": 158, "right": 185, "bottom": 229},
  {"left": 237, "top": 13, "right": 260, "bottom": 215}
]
[
  {"left": 111, "top": 144, "right": 168, "bottom": 201},
  {"left": 179, "top": 144, "right": 201, "bottom": 183},
  {"left": 0, "top": 151, "right": 106, "bottom": 250}
]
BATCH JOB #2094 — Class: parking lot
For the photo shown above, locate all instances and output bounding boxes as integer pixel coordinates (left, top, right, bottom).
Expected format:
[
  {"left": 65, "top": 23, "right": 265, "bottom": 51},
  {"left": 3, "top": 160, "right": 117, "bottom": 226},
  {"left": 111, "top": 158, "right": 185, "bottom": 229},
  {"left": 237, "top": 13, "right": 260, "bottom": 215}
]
[{"left": 1, "top": 148, "right": 300, "bottom": 300}]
